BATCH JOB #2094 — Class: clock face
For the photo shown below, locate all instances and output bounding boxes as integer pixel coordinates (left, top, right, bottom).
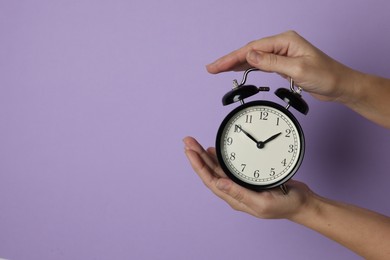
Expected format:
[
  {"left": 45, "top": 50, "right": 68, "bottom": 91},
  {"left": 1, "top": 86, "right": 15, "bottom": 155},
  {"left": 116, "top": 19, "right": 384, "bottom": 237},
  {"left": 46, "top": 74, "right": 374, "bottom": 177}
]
[{"left": 216, "top": 100, "right": 305, "bottom": 190}]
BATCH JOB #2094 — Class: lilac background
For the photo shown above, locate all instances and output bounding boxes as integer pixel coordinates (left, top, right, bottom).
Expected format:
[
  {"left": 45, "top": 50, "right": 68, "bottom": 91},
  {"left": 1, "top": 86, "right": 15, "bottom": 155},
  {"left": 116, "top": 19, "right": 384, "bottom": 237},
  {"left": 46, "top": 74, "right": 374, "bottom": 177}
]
[{"left": 1, "top": 1, "right": 390, "bottom": 259}]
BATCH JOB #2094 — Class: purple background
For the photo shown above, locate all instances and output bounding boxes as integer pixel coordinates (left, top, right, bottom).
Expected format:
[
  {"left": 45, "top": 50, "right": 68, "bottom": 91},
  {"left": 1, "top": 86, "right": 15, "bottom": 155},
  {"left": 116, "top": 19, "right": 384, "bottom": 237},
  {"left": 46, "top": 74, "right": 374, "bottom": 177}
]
[{"left": 1, "top": 1, "right": 390, "bottom": 259}]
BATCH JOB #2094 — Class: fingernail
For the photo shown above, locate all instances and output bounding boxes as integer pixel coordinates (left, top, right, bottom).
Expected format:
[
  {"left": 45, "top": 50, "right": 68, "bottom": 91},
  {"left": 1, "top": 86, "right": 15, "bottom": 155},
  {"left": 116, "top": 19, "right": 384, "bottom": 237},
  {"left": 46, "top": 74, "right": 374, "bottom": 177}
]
[
  {"left": 247, "top": 51, "right": 261, "bottom": 64},
  {"left": 182, "top": 137, "right": 192, "bottom": 151}
]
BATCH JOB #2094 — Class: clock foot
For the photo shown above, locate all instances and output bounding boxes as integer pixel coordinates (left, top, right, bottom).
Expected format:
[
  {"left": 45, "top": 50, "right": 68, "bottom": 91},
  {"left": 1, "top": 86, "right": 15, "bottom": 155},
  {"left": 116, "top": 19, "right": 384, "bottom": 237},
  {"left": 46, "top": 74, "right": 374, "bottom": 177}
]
[{"left": 279, "top": 184, "right": 288, "bottom": 195}]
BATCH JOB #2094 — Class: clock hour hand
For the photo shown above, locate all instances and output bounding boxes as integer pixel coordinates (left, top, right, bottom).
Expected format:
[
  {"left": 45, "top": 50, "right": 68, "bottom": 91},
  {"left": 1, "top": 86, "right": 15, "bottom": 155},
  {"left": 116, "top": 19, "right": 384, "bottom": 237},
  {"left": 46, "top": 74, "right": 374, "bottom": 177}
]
[
  {"left": 235, "top": 125, "right": 258, "bottom": 144},
  {"left": 257, "top": 132, "right": 282, "bottom": 149}
]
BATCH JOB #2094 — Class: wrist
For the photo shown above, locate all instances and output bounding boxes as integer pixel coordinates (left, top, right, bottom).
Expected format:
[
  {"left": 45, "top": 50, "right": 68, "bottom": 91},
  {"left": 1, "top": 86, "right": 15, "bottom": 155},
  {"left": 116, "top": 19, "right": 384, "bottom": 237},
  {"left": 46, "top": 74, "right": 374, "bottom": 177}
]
[
  {"left": 333, "top": 67, "right": 365, "bottom": 107},
  {"left": 287, "top": 189, "right": 325, "bottom": 225}
]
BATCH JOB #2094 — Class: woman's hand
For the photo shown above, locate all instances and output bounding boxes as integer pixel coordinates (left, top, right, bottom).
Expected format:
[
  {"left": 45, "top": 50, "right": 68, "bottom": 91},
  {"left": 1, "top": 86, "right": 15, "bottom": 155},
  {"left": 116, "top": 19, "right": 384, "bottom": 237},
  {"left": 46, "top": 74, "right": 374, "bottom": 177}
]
[
  {"left": 183, "top": 136, "right": 313, "bottom": 220},
  {"left": 184, "top": 136, "right": 390, "bottom": 259},
  {"left": 206, "top": 30, "right": 360, "bottom": 103}
]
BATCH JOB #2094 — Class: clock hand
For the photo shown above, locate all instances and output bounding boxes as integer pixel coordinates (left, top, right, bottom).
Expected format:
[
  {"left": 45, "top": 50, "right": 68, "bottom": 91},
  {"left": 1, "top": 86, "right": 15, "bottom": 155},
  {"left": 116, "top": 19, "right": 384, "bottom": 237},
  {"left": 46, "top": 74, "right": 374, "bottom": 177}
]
[
  {"left": 264, "top": 132, "right": 282, "bottom": 143},
  {"left": 235, "top": 125, "right": 258, "bottom": 144},
  {"left": 257, "top": 132, "right": 282, "bottom": 149}
]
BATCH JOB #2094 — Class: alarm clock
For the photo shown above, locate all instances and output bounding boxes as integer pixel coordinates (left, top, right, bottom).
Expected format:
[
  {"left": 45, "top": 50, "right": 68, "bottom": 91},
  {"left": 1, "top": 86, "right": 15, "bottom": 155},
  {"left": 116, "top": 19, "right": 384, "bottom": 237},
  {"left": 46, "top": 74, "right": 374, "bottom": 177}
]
[{"left": 215, "top": 68, "right": 309, "bottom": 194}]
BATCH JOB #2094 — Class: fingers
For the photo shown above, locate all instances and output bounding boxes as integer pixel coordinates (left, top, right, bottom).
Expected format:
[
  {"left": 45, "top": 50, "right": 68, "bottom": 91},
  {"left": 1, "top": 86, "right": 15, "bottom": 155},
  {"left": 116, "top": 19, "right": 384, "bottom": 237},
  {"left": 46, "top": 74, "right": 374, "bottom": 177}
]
[
  {"left": 207, "top": 47, "right": 297, "bottom": 77},
  {"left": 206, "top": 45, "right": 253, "bottom": 74},
  {"left": 206, "top": 147, "right": 219, "bottom": 165},
  {"left": 184, "top": 148, "right": 218, "bottom": 189},
  {"left": 183, "top": 137, "right": 257, "bottom": 215},
  {"left": 183, "top": 137, "right": 226, "bottom": 178},
  {"left": 246, "top": 50, "right": 306, "bottom": 80},
  {"left": 205, "top": 32, "right": 284, "bottom": 74},
  {"left": 214, "top": 178, "right": 259, "bottom": 216},
  {"left": 206, "top": 30, "right": 307, "bottom": 76},
  {"left": 183, "top": 137, "right": 311, "bottom": 219}
]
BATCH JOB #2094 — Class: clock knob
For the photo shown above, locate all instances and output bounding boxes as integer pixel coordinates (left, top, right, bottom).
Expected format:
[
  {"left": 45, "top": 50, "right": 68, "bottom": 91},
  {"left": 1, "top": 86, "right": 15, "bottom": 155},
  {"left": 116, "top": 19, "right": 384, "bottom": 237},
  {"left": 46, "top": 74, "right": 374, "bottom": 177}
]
[{"left": 275, "top": 88, "right": 309, "bottom": 115}]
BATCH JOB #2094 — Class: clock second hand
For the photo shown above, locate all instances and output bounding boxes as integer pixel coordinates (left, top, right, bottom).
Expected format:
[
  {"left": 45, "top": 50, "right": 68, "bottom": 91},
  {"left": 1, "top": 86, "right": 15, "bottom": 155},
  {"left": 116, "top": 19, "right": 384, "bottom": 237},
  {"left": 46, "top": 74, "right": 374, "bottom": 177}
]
[{"left": 235, "top": 125, "right": 258, "bottom": 145}]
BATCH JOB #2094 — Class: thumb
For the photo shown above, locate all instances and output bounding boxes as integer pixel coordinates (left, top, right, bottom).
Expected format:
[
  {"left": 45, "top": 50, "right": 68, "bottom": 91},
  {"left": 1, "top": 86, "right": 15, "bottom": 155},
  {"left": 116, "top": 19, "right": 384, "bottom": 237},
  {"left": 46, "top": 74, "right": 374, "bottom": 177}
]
[
  {"left": 246, "top": 50, "right": 295, "bottom": 77},
  {"left": 215, "top": 179, "right": 261, "bottom": 217},
  {"left": 216, "top": 178, "right": 249, "bottom": 204}
]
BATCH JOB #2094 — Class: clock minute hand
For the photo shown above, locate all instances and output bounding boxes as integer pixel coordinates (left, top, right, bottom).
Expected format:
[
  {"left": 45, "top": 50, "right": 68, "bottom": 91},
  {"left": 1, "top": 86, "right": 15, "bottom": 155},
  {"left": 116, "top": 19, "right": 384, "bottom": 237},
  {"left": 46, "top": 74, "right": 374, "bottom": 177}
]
[
  {"left": 235, "top": 125, "right": 258, "bottom": 144},
  {"left": 257, "top": 132, "right": 282, "bottom": 149}
]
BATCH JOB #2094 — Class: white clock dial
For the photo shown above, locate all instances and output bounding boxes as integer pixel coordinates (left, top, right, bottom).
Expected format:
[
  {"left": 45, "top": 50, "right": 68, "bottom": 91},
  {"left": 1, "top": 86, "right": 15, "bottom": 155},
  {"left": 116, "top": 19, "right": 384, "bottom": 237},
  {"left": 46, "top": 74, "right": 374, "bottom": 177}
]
[{"left": 217, "top": 101, "right": 304, "bottom": 189}]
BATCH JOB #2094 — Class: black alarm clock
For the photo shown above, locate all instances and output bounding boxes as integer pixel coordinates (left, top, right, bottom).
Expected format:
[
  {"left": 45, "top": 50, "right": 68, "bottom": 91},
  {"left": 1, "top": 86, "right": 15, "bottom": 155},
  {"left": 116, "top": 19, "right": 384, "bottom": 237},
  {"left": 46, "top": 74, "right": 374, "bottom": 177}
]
[{"left": 215, "top": 68, "right": 309, "bottom": 194}]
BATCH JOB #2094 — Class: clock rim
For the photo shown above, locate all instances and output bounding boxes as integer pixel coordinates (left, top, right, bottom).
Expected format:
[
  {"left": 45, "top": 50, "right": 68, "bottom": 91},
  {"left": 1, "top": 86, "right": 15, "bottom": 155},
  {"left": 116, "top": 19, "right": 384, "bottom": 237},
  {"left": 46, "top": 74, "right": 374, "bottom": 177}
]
[{"left": 215, "top": 100, "right": 305, "bottom": 191}]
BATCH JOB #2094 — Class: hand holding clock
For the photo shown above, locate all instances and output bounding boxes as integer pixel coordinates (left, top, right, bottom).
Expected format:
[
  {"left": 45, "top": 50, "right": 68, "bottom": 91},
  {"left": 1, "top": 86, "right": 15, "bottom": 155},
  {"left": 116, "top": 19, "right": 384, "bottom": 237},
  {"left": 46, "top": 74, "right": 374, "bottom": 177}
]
[
  {"left": 206, "top": 30, "right": 354, "bottom": 103},
  {"left": 184, "top": 31, "right": 390, "bottom": 258},
  {"left": 184, "top": 136, "right": 310, "bottom": 219},
  {"left": 184, "top": 136, "right": 390, "bottom": 259},
  {"left": 207, "top": 30, "right": 390, "bottom": 129}
]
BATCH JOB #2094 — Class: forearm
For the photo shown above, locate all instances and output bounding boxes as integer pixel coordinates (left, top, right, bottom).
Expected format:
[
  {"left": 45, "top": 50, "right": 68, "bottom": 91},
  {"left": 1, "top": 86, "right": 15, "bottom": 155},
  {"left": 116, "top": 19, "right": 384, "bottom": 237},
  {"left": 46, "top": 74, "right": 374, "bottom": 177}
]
[
  {"left": 290, "top": 193, "right": 390, "bottom": 259},
  {"left": 337, "top": 70, "right": 390, "bottom": 129}
]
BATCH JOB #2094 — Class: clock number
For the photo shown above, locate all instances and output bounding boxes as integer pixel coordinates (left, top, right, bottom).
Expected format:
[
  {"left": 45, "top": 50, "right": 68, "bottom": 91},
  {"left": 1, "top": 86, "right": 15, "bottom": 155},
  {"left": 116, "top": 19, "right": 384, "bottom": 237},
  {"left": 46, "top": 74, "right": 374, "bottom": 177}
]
[
  {"left": 259, "top": 111, "right": 268, "bottom": 120},
  {"left": 226, "top": 137, "right": 233, "bottom": 145},
  {"left": 245, "top": 115, "right": 253, "bottom": 123},
  {"left": 270, "top": 168, "right": 276, "bottom": 176},
  {"left": 229, "top": 152, "right": 236, "bottom": 161},
  {"left": 254, "top": 170, "right": 260, "bottom": 178},
  {"left": 285, "top": 129, "right": 292, "bottom": 137},
  {"left": 281, "top": 158, "right": 287, "bottom": 167},
  {"left": 276, "top": 117, "right": 280, "bottom": 126},
  {"left": 288, "top": 144, "right": 294, "bottom": 153},
  {"left": 241, "top": 164, "right": 246, "bottom": 172},
  {"left": 234, "top": 125, "right": 242, "bottom": 133}
]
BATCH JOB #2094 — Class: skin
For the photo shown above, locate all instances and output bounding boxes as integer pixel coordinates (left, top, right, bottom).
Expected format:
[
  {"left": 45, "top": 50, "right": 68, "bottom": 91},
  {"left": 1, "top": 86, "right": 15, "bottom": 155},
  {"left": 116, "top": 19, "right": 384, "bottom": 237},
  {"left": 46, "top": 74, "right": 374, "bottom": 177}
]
[
  {"left": 207, "top": 31, "right": 390, "bottom": 129},
  {"left": 184, "top": 31, "right": 390, "bottom": 259}
]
